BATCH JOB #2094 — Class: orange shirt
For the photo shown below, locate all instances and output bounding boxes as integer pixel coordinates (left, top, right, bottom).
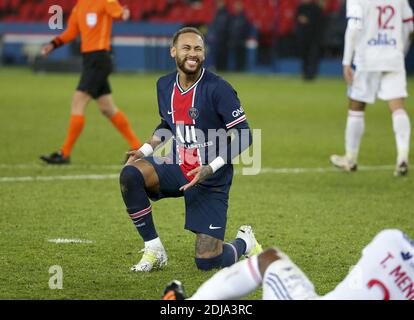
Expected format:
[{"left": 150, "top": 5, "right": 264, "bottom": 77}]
[{"left": 53, "top": 0, "right": 123, "bottom": 53}]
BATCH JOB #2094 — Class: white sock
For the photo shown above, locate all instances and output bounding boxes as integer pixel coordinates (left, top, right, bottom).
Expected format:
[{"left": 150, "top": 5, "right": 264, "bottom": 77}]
[
  {"left": 144, "top": 237, "right": 163, "bottom": 249},
  {"left": 262, "top": 257, "right": 318, "bottom": 300},
  {"left": 392, "top": 109, "right": 411, "bottom": 164},
  {"left": 345, "top": 110, "right": 365, "bottom": 162},
  {"left": 189, "top": 255, "right": 262, "bottom": 300}
]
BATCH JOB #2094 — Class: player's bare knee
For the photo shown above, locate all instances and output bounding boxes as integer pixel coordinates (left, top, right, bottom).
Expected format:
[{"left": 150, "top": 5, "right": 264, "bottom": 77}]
[
  {"left": 71, "top": 94, "right": 90, "bottom": 114},
  {"left": 388, "top": 99, "right": 405, "bottom": 113},
  {"left": 97, "top": 94, "right": 117, "bottom": 117},
  {"left": 348, "top": 99, "right": 365, "bottom": 111},
  {"left": 99, "top": 107, "right": 114, "bottom": 118},
  {"left": 257, "top": 248, "right": 281, "bottom": 277}
]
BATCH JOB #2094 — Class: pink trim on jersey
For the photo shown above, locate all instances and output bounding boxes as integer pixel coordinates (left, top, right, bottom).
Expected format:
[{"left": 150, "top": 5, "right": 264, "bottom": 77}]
[
  {"left": 129, "top": 205, "right": 152, "bottom": 219},
  {"left": 226, "top": 115, "right": 247, "bottom": 129},
  {"left": 403, "top": 17, "right": 414, "bottom": 23},
  {"left": 247, "top": 257, "right": 262, "bottom": 285}
]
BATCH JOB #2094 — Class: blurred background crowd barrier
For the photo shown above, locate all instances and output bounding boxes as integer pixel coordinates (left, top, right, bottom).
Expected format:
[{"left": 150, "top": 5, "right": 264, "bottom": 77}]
[{"left": 1, "top": 0, "right": 414, "bottom": 75}]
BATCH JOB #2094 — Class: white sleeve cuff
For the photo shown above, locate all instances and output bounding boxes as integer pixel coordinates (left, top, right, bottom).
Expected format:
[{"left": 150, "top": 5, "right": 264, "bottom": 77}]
[
  {"left": 138, "top": 143, "right": 153, "bottom": 157},
  {"left": 209, "top": 156, "right": 226, "bottom": 173}
]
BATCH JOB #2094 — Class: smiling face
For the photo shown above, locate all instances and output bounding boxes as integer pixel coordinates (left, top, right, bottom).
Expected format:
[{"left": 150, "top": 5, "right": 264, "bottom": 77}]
[{"left": 171, "top": 32, "right": 205, "bottom": 76}]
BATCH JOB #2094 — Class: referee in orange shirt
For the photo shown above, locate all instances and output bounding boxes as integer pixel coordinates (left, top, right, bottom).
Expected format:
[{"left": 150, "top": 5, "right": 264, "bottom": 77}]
[{"left": 40, "top": 0, "right": 141, "bottom": 164}]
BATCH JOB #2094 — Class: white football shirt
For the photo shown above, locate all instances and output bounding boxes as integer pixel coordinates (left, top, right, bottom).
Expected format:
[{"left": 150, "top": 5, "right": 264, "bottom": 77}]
[
  {"left": 323, "top": 229, "right": 414, "bottom": 300},
  {"left": 346, "top": 0, "right": 413, "bottom": 71}
]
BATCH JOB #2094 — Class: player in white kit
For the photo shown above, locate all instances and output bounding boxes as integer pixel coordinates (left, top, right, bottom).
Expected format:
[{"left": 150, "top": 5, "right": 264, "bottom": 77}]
[
  {"left": 330, "top": 0, "right": 414, "bottom": 176},
  {"left": 163, "top": 229, "right": 414, "bottom": 300}
]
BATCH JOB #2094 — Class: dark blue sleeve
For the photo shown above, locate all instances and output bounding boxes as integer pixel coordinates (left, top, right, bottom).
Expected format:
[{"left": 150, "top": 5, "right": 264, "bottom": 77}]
[
  {"left": 213, "top": 79, "right": 252, "bottom": 162},
  {"left": 156, "top": 79, "right": 164, "bottom": 121},
  {"left": 154, "top": 79, "right": 173, "bottom": 142},
  {"left": 221, "top": 127, "right": 253, "bottom": 163},
  {"left": 213, "top": 79, "right": 248, "bottom": 130}
]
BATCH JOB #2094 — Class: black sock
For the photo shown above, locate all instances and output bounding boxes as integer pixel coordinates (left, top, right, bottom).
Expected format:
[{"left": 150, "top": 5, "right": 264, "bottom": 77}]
[{"left": 120, "top": 166, "right": 158, "bottom": 242}]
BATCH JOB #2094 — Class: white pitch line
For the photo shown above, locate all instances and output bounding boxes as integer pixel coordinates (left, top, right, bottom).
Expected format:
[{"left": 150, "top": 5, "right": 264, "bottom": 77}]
[
  {"left": 0, "top": 163, "right": 122, "bottom": 170},
  {"left": 0, "top": 165, "right": 396, "bottom": 183},
  {"left": 0, "top": 174, "right": 118, "bottom": 183},
  {"left": 48, "top": 238, "right": 93, "bottom": 244},
  {"left": 252, "top": 165, "right": 394, "bottom": 174}
]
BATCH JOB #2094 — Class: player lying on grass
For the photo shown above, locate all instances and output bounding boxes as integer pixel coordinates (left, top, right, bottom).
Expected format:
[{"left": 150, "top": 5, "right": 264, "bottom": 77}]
[{"left": 163, "top": 229, "right": 414, "bottom": 300}]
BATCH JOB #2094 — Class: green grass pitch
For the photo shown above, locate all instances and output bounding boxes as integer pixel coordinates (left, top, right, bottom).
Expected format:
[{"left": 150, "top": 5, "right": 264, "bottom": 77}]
[{"left": 0, "top": 67, "right": 413, "bottom": 299}]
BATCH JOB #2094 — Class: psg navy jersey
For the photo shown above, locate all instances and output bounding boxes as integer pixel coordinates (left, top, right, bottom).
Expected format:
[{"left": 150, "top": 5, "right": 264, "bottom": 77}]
[{"left": 155, "top": 68, "right": 250, "bottom": 188}]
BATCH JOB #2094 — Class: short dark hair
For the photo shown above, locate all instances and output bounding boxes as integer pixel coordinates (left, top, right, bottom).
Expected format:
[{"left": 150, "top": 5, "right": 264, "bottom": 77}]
[{"left": 172, "top": 27, "right": 205, "bottom": 46}]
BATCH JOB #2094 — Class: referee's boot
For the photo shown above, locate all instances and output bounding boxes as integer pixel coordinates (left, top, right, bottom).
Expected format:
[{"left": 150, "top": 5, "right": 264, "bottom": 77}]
[{"left": 40, "top": 151, "right": 70, "bottom": 165}]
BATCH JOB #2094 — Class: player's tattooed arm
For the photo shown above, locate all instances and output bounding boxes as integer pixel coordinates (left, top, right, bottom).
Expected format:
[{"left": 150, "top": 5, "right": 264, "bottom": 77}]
[
  {"left": 126, "top": 119, "right": 172, "bottom": 162},
  {"left": 179, "top": 165, "right": 213, "bottom": 191},
  {"left": 126, "top": 136, "right": 162, "bottom": 162}
]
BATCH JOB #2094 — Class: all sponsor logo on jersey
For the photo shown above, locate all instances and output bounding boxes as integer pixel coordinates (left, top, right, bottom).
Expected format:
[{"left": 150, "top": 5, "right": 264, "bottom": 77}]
[
  {"left": 176, "top": 124, "right": 197, "bottom": 146},
  {"left": 368, "top": 33, "right": 397, "bottom": 47},
  {"left": 232, "top": 106, "right": 245, "bottom": 118}
]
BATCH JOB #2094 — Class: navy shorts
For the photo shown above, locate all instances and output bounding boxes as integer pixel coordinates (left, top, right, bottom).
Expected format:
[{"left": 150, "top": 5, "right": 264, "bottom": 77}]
[{"left": 144, "top": 156, "right": 230, "bottom": 241}]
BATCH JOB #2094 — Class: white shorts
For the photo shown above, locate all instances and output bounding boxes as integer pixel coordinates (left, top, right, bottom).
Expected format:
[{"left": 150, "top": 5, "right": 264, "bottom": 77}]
[{"left": 348, "top": 70, "right": 407, "bottom": 104}]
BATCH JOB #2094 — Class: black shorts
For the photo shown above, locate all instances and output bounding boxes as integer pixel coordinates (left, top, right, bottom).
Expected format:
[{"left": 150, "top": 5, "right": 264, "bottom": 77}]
[{"left": 77, "top": 50, "right": 112, "bottom": 99}]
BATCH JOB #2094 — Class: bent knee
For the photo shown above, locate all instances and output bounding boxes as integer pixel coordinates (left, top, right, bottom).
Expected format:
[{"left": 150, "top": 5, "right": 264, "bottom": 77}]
[
  {"left": 195, "top": 234, "right": 222, "bottom": 258},
  {"left": 121, "top": 161, "right": 160, "bottom": 195},
  {"left": 195, "top": 256, "right": 222, "bottom": 271},
  {"left": 100, "top": 107, "right": 117, "bottom": 118},
  {"left": 194, "top": 234, "right": 223, "bottom": 270},
  {"left": 348, "top": 99, "right": 365, "bottom": 111},
  {"left": 257, "top": 248, "right": 281, "bottom": 277},
  {"left": 119, "top": 165, "right": 145, "bottom": 187}
]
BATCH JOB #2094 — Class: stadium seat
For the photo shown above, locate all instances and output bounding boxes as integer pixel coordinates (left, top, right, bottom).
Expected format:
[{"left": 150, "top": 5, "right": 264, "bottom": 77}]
[{"left": 129, "top": 2, "right": 143, "bottom": 21}]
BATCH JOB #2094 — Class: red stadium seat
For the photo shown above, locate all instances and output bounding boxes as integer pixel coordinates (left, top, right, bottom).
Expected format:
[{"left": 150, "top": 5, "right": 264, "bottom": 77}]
[
  {"left": 9, "top": 0, "right": 21, "bottom": 10},
  {"left": 19, "top": 2, "right": 33, "bottom": 22},
  {"left": 155, "top": 0, "right": 168, "bottom": 13}
]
